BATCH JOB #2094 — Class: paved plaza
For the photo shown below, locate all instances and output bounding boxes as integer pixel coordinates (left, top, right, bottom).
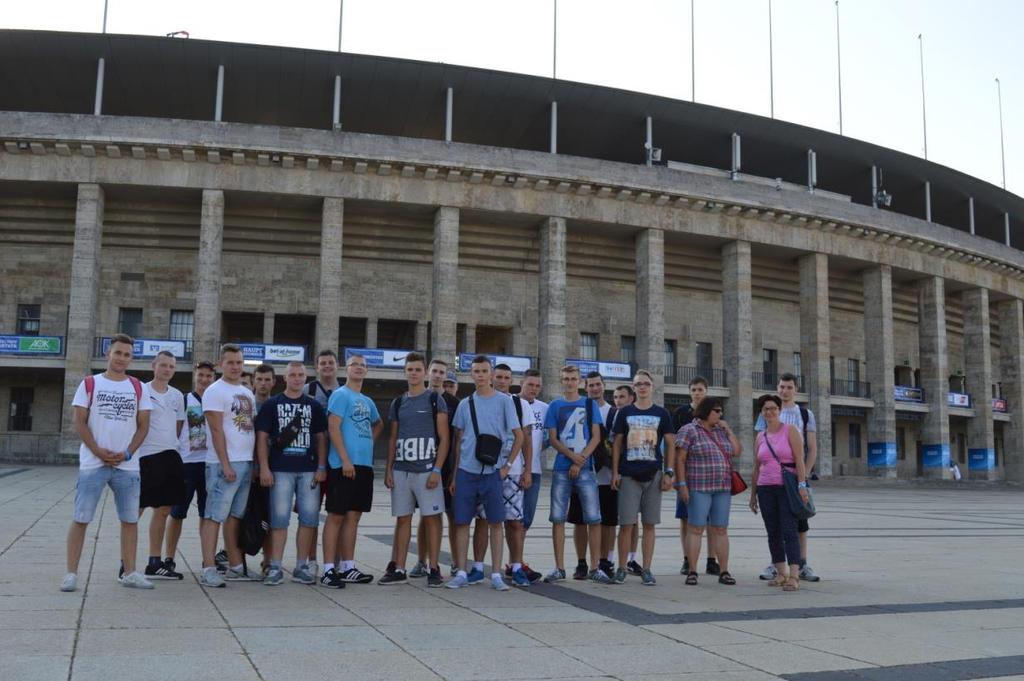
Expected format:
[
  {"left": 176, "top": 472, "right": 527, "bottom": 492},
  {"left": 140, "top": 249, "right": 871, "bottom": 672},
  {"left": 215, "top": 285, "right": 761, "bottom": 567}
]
[{"left": 1, "top": 465, "right": 1022, "bottom": 681}]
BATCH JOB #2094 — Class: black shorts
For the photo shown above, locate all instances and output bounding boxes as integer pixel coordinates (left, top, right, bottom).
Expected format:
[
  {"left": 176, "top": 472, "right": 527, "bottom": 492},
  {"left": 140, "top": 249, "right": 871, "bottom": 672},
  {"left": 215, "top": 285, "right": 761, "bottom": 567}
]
[
  {"left": 170, "top": 462, "right": 207, "bottom": 519},
  {"left": 798, "top": 517, "right": 809, "bottom": 533},
  {"left": 325, "top": 465, "right": 374, "bottom": 515},
  {"left": 598, "top": 484, "right": 618, "bottom": 527},
  {"left": 139, "top": 450, "right": 186, "bottom": 509}
]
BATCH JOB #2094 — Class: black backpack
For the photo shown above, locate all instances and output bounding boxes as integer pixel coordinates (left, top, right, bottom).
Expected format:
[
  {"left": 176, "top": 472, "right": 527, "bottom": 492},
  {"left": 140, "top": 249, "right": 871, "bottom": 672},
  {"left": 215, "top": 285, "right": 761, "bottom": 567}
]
[{"left": 390, "top": 391, "right": 440, "bottom": 443}]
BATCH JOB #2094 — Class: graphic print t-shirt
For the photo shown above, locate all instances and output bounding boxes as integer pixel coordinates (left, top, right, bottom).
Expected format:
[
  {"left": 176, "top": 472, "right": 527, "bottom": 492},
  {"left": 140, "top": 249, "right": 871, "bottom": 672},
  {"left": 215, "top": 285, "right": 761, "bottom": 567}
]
[
  {"left": 327, "top": 386, "right": 381, "bottom": 469},
  {"left": 255, "top": 393, "right": 327, "bottom": 472},
  {"left": 201, "top": 378, "right": 256, "bottom": 463},
  {"left": 543, "top": 397, "right": 604, "bottom": 472},
  {"left": 505, "top": 395, "right": 536, "bottom": 477},
  {"left": 136, "top": 382, "right": 185, "bottom": 458},
  {"left": 527, "top": 399, "right": 549, "bottom": 474},
  {"left": 180, "top": 391, "right": 209, "bottom": 464},
  {"left": 72, "top": 374, "right": 152, "bottom": 471},
  {"left": 612, "top": 404, "right": 673, "bottom": 476},
  {"left": 389, "top": 391, "right": 449, "bottom": 473}
]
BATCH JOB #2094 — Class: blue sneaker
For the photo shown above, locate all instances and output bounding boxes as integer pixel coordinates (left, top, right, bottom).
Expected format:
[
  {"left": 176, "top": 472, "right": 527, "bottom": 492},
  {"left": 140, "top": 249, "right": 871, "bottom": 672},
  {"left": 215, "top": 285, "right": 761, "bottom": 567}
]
[
  {"left": 445, "top": 572, "right": 469, "bottom": 589},
  {"left": 466, "top": 567, "right": 485, "bottom": 585},
  {"left": 511, "top": 568, "right": 530, "bottom": 587}
]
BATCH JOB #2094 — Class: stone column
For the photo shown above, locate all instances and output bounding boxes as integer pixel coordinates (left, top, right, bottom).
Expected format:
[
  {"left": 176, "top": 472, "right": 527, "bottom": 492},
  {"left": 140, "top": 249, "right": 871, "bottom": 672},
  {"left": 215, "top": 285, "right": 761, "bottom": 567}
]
[
  {"left": 918, "top": 276, "right": 950, "bottom": 479},
  {"left": 262, "top": 314, "right": 274, "bottom": 344},
  {"left": 415, "top": 322, "right": 428, "bottom": 354},
  {"left": 365, "top": 317, "right": 379, "bottom": 349},
  {"left": 863, "top": 265, "right": 897, "bottom": 477},
  {"left": 463, "top": 323, "right": 477, "bottom": 355},
  {"left": 539, "top": 217, "right": 567, "bottom": 399},
  {"left": 60, "top": 183, "right": 105, "bottom": 455},
  {"left": 193, "top": 190, "right": 224, "bottom": 364},
  {"left": 636, "top": 229, "right": 665, "bottom": 402},
  {"left": 963, "top": 288, "right": 996, "bottom": 479},
  {"left": 315, "top": 197, "right": 344, "bottom": 355},
  {"left": 998, "top": 299, "right": 1024, "bottom": 483},
  {"left": 722, "top": 240, "right": 753, "bottom": 466},
  {"left": 430, "top": 206, "right": 459, "bottom": 362},
  {"left": 799, "top": 253, "right": 832, "bottom": 477}
]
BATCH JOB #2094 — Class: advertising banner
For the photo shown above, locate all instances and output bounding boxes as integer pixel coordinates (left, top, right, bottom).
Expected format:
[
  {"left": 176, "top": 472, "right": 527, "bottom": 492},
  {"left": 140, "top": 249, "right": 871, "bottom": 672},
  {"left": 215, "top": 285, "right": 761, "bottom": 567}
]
[
  {"left": 344, "top": 348, "right": 414, "bottom": 367},
  {"left": 867, "top": 441, "right": 897, "bottom": 468},
  {"left": 566, "top": 359, "right": 633, "bottom": 380},
  {"left": 894, "top": 386, "right": 924, "bottom": 402},
  {"left": 458, "top": 353, "right": 532, "bottom": 373},
  {"left": 0, "top": 335, "right": 62, "bottom": 355},
  {"left": 101, "top": 337, "right": 185, "bottom": 359}
]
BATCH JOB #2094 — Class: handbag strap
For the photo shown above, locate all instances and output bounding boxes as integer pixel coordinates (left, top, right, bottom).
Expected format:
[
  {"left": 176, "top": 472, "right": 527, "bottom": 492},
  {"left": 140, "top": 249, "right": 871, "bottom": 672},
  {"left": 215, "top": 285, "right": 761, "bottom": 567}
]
[
  {"left": 697, "top": 425, "right": 734, "bottom": 472},
  {"left": 468, "top": 394, "right": 480, "bottom": 438},
  {"left": 761, "top": 426, "right": 795, "bottom": 469}
]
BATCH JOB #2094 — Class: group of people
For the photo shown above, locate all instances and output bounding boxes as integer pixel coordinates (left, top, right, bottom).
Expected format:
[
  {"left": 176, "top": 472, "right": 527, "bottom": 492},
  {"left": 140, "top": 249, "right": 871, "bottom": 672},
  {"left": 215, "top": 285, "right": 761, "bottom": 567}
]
[{"left": 61, "top": 333, "right": 820, "bottom": 594}]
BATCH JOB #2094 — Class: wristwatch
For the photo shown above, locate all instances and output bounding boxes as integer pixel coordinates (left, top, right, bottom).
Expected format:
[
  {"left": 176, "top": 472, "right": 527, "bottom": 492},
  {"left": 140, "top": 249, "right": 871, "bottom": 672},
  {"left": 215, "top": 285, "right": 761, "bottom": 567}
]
[{"left": 664, "top": 468, "right": 675, "bottom": 477}]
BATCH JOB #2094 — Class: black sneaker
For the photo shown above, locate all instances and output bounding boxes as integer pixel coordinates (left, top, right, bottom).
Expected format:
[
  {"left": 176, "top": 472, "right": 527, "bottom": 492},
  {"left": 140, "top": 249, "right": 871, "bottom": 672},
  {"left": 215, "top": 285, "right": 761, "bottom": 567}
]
[
  {"left": 524, "top": 564, "right": 543, "bottom": 583},
  {"left": 340, "top": 568, "right": 374, "bottom": 584},
  {"left": 598, "top": 559, "right": 615, "bottom": 579},
  {"left": 378, "top": 569, "right": 407, "bottom": 585},
  {"left": 427, "top": 567, "right": 444, "bottom": 588},
  {"left": 385, "top": 560, "right": 397, "bottom": 575},
  {"left": 706, "top": 558, "right": 722, "bottom": 576},
  {"left": 214, "top": 550, "right": 229, "bottom": 573},
  {"left": 319, "top": 568, "right": 346, "bottom": 589},
  {"left": 680, "top": 557, "right": 691, "bottom": 575},
  {"left": 626, "top": 560, "right": 644, "bottom": 576},
  {"left": 145, "top": 559, "right": 184, "bottom": 580},
  {"left": 572, "top": 562, "right": 589, "bottom": 580}
]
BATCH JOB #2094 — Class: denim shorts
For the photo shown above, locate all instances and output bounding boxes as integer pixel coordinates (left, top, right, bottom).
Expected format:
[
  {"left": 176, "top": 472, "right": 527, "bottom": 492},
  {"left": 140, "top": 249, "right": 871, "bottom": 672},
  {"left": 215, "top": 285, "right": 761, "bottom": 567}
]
[
  {"left": 687, "top": 489, "right": 732, "bottom": 528},
  {"left": 549, "top": 468, "right": 601, "bottom": 525},
  {"left": 204, "top": 461, "right": 252, "bottom": 523},
  {"left": 74, "top": 466, "right": 141, "bottom": 524},
  {"left": 269, "top": 470, "right": 320, "bottom": 529},
  {"left": 453, "top": 468, "right": 503, "bottom": 525}
]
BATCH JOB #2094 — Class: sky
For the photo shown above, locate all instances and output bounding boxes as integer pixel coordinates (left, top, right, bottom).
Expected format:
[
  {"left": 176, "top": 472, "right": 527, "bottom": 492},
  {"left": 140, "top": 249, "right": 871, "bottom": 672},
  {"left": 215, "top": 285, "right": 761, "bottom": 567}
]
[{"left": 3, "top": 0, "right": 1022, "bottom": 197}]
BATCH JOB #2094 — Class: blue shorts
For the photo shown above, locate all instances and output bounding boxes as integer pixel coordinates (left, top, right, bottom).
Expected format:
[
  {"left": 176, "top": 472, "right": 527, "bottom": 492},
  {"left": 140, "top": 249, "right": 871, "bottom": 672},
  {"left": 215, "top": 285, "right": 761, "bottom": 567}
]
[
  {"left": 549, "top": 468, "right": 601, "bottom": 525},
  {"left": 453, "top": 469, "right": 503, "bottom": 525},
  {"left": 73, "top": 466, "right": 140, "bottom": 524},
  {"left": 675, "top": 497, "right": 689, "bottom": 520},
  {"left": 522, "top": 472, "right": 542, "bottom": 530},
  {"left": 204, "top": 461, "right": 252, "bottom": 523},
  {"left": 170, "top": 462, "right": 207, "bottom": 520},
  {"left": 269, "top": 470, "right": 320, "bottom": 529},
  {"left": 687, "top": 490, "right": 731, "bottom": 528}
]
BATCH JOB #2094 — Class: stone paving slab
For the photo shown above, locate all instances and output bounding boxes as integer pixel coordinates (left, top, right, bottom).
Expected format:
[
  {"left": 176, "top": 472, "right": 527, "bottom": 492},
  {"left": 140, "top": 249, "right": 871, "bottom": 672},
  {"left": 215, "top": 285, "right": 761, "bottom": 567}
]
[{"left": 1, "top": 465, "right": 1022, "bottom": 681}]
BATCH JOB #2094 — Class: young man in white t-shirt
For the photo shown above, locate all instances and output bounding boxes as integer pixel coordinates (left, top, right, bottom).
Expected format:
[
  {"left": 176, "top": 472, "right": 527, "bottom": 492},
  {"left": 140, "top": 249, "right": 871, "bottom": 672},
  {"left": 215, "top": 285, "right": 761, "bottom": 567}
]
[
  {"left": 135, "top": 351, "right": 186, "bottom": 580},
  {"left": 61, "top": 334, "right": 153, "bottom": 592},
  {"left": 198, "top": 344, "right": 257, "bottom": 588},
  {"left": 493, "top": 364, "right": 534, "bottom": 587},
  {"left": 164, "top": 359, "right": 216, "bottom": 573},
  {"left": 516, "top": 369, "right": 548, "bottom": 584}
]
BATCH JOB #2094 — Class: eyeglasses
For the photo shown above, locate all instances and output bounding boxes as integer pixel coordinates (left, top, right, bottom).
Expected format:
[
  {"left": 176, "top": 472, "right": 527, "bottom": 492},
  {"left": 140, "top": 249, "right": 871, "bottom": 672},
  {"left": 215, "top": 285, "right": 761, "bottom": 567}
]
[
  {"left": 633, "top": 381, "right": 652, "bottom": 387},
  {"left": 712, "top": 407, "right": 723, "bottom": 413}
]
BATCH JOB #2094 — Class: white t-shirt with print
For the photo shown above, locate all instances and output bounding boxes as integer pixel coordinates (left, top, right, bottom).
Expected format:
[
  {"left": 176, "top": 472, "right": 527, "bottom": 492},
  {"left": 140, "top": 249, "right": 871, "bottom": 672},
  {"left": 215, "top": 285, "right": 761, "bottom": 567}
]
[
  {"left": 201, "top": 379, "right": 256, "bottom": 463},
  {"left": 596, "top": 401, "right": 614, "bottom": 485},
  {"left": 526, "top": 399, "right": 549, "bottom": 474},
  {"left": 179, "top": 391, "right": 210, "bottom": 464},
  {"left": 507, "top": 394, "right": 538, "bottom": 477},
  {"left": 72, "top": 374, "right": 153, "bottom": 472},
  {"left": 137, "top": 382, "right": 185, "bottom": 458}
]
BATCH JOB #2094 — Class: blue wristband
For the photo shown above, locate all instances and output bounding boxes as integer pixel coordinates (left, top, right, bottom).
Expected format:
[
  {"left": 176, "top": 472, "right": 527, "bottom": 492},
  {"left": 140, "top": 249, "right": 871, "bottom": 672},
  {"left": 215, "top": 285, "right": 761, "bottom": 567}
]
[
  {"left": 798, "top": 481, "right": 808, "bottom": 489},
  {"left": 123, "top": 449, "right": 132, "bottom": 462},
  {"left": 431, "top": 467, "right": 442, "bottom": 474}
]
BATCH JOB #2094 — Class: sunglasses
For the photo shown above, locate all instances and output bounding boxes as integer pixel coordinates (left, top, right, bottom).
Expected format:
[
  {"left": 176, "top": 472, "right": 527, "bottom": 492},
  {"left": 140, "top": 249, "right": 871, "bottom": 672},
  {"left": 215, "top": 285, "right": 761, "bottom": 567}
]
[{"left": 712, "top": 407, "right": 723, "bottom": 413}]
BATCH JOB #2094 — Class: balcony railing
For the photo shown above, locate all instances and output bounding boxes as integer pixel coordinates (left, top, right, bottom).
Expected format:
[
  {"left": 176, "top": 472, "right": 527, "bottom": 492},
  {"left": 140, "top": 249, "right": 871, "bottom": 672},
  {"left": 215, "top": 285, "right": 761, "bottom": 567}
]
[
  {"left": 95, "top": 336, "right": 193, "bottom": 360},
  {"left": 666, "top": 366, "right": 727, "bottom": 387},
  {"left": 947, "top": 392, "right": 971, "bottom": 408},
  {"left": 894, "top": 385, "right": 925, "bottom": 402},
  {"left": 0, "top": 334, "right": 63, "bottom": 356},
  {"left": 752, "top": 372, "right": 802, "bottom": 391},
  {"left": 831, "top": 377, "right": 871, "bottom": 399}
]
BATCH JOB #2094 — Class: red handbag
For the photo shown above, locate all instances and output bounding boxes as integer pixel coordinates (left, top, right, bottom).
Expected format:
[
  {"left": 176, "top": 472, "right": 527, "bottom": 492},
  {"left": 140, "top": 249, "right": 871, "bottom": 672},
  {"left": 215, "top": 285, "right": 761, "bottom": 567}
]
[{"left": 697, "top": 426, "right": 747, "bottom": 496}]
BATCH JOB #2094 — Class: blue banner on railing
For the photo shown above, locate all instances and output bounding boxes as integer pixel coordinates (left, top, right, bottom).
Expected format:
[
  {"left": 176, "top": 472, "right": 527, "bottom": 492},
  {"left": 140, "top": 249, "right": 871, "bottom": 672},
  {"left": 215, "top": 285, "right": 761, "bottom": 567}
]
[
  {"left": 947, "top": 392, "right": 970, "bottom": 408},
  {"left": 894, "top": 386, "right": 924, "bottom": 402},
  {"left": 344, "top": 347, "right": 415, "bottom": 368},
  {"left": 565, "top": 359, "right": 633, "bottom": 380},
  {"left": 238, "top": 343, "right": 305, "bottom": 363},
  {"left": 867, "top": 441, "right": 897, "bottom": 468},
  {"left": 968, "top": 448, "right": 995, "bottom": 471},
  {"left": 922, "top": 443, "right": 950, "bottom": 468},
  {"left": 101, "top": 337, "right": 186, "bottom": 359},
  {"left": 458, "top": 353, "right": 532, "bottom": 373},
  {"left": 0, "top": 335, "right": 62, "bottom": 355}
]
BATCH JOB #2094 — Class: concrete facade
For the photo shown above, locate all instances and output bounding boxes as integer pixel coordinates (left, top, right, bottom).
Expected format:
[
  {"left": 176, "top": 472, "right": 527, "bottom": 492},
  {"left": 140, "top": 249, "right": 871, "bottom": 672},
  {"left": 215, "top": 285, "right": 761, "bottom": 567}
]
[
  {"left": 918, "top": 276, "right": 951, "bottom": 479},
  {"left": 635, "top": 228, "right": 665, "bottom": 399},
  {"left": 722, "top": 241, "right": 754, "bottom": 464},
  {"left": 539, "top": 217, "right": 567, "bottom": 394},
  {"left": 194, "top": 190, "right": 224, "bottom": 364},
  {"left": 863, "top": 266, "right": 897, "bottom": 478},
  {"left": 316, "top": 197, "right": 344, "bottom": 355},
  {"left": 800, "top": 253, "right": 832, "bottom": 477},
  {"left": 963, "top": 288, "right": 996, "bottom": 480}
]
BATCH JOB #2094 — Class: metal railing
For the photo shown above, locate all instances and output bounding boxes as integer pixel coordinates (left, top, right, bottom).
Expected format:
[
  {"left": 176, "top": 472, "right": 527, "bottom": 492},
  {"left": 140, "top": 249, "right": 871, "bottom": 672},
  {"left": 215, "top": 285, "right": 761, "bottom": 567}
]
[
  {"left": 666, "top": 366, "right": 727, "bottom": 387},
  {"left": 752, "top": 371, "right": 803, "bottom": 391},
  {"left": 830, "top": 377, "right": 871, "bottom": 398}
]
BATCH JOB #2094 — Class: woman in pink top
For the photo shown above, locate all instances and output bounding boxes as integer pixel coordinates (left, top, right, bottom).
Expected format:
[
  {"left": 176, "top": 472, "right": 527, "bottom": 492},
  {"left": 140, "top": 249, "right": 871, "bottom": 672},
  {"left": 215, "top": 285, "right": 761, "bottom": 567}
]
[{"left": 749, "top": 394, "right": 809, "bottom": 591}]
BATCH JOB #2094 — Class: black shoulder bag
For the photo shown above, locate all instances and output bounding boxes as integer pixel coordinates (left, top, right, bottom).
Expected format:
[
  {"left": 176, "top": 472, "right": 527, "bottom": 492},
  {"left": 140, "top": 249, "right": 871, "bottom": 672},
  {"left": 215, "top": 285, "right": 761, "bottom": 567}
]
[
  {"left": 469, "top": 395, "right": 502, "bottom": 467},
  {"left": 763, "top": 427, "right": 816, "bottom": 520}
]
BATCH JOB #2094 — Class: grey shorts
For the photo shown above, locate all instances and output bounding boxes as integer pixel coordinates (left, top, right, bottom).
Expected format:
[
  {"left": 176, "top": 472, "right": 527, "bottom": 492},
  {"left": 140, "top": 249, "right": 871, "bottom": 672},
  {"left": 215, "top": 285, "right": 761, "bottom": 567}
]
[
  {"left": 391, "top": 470, "right": 445, "bottom": 518},
  {"left": 617, "top": 472, "right": 663, "bottom": 526}
]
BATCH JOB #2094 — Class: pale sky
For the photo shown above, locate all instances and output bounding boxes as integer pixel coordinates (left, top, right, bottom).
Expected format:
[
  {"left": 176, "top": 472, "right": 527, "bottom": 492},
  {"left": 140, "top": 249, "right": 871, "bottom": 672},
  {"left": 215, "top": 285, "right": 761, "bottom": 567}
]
[{"left": 3, "top": 0, "right": 1022, "bottom": 197}]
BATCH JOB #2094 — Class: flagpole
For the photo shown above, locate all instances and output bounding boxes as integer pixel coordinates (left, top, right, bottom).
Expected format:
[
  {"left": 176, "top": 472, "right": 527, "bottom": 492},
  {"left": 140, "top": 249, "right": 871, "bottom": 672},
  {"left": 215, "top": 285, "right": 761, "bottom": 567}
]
[
  {"left": 996, "top": 78, "right": 1007, "bottom": 189},
  {"left": 835, "top": 1, "right": 843, "bottom": 134},
  {"left": 768, "top": 0, "right": 774, "bottom": 118},
  {"left": 918, "top": 33, "right": 928, "bottom": 159}
]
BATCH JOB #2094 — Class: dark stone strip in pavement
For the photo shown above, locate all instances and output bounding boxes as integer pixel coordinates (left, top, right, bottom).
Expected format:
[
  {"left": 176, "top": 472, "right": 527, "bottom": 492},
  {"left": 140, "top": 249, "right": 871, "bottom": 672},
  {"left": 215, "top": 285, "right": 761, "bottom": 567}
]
[
  {"left": 780, "top": 654, "right": 1024, "bottom": 681},
  {"left": 0, "top": 468, "right": 28, "bottom": 479}
]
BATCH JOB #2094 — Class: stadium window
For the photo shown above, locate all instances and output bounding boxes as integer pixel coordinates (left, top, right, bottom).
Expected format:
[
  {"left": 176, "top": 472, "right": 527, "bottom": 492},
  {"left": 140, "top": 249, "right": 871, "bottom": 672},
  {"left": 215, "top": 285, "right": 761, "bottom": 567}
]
[
  {"left": 620, "top": 336, "right": 635, "bottom": 365},
  {"left": 274, "top": 314, "right": 316, "bottom": 349},
  {"left": 897, "top": 427, "right": 906, "bottom": 461},
  {"left": 792, "top": 352, "right": 802, "bottom": 382},
  {"left": 221, "top": 312, "right": 263, "bottom": 343},
  {"left": 696, "top": 342, "right": 713, "bottom": 377},
  {"left": 118, "top": 308, "right": 143, "bottom": 339},
  {"left": 378, "top": 319, "right": 417, "bottom": 349},
  {"left": 456, "top": 324, "right": 467, "bottom": 356},
  {"left": 17, "top": 304, "right": 41, "bottom": 336},
  {"left": 8, "top": 387, "right": 33, "bottom": 431},
  {"left": 580, "top": 333, "right": 598, "bottom": 361},
  {"left": 339, "top": 317, "right": 367, "bottom": 349},
  {"left": 169, "top": 310, "right": 193, "bottom": 344},
  {"left": 848, "top": 423, "right": 862, "bottom": 458},
  {"left": 664, "top": 339, "right": 677, "bottom": 383}
]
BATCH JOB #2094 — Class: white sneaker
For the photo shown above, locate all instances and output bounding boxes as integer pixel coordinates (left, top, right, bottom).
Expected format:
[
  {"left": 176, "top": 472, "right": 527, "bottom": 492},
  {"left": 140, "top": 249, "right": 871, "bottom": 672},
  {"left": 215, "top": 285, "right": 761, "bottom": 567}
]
[
  {"left": 200, "top": 567, "right": 226, "bottom": 588},
  {"left": 119, "top": 571, "right": 155, "bottom": 589},
  {"left": 759, "top": 564, "right": 778, "bottom": 580},
  {"left": 60, "top": 573, "right": 77, "bottom": 592},
  {"left": 491, "top": 574, "right": 510, "bottom": 591}
]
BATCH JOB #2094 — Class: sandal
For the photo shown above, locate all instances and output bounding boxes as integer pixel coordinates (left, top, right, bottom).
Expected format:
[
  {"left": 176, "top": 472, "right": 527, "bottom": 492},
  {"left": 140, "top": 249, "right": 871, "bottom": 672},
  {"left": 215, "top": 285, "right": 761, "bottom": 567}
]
[
  {"left": 718, "top": 571, "right": 736, "bottom": 585},
  {"left": 685, "top": 571, "right": 698, "bottom": 585},
  {"left": 767, "top": 574, "right": 787, "bottom": 587},
  {"left": 783, "top": 576, "right": 799, "bottom": 591}
]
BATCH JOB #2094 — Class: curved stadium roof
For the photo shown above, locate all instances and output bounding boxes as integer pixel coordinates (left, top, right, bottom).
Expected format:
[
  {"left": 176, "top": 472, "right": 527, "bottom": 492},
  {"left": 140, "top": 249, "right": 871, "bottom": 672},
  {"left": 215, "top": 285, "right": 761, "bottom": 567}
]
[{"left": 0, "top": 29, "right": 1020, "bottom": 247}]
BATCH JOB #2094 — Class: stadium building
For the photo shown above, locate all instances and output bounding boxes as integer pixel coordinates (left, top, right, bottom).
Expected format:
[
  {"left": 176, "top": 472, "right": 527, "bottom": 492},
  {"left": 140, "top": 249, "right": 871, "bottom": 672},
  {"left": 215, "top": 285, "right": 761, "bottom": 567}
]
[{"left": 1, "top": 30, "right": 1022, "bottom": 481}]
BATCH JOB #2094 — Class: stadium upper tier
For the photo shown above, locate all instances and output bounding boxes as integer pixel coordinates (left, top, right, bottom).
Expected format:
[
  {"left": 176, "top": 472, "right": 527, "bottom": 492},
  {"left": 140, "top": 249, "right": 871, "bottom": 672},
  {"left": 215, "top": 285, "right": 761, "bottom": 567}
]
[{"left": 0, "top": 28, "right": 1020, "bottom": 249}]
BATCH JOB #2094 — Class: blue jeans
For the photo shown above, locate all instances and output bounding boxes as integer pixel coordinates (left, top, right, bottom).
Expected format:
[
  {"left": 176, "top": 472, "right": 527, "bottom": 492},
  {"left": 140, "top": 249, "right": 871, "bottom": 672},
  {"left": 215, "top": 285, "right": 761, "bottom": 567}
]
[
  {"left": 757, "top": 485, "right": 800, "bottom": 566},
  {"left": 74, "top": 466, "right": 140, "bottom": 524},
  {"left": 522, "top": 472, "right": 542, "bottom": 530},
  {"left": 549, "top": 468, "right": 601, "bottom": 524},
  {"left": 269, "top": 471, "right": 320, "bottom": 529},
  {"left": 204, "top": 461, "right": 252, "bottom": 523}
]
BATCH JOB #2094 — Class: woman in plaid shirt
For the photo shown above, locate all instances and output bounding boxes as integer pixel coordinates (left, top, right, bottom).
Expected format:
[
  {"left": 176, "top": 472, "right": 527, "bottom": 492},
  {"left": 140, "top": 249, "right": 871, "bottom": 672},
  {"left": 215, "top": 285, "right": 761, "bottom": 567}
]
[{"left": 674, "top": 398, "right": 740, "bottom": 586}]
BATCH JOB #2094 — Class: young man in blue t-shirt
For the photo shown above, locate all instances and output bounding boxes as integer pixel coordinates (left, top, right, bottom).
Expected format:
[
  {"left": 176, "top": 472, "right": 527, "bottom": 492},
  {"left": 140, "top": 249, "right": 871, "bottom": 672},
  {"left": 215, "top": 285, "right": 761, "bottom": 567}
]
[
  {"left": 445, "top": 355, "right": 523, "bottom": 591},
  {"left": 255, "top": 361, "right": 327, "bottom": 586},
  {"left": 543, "top": 365, "right": 609, "bottom": 584},
  {"left": 322, "top": 353, "right": 382, "bottom": 587}
]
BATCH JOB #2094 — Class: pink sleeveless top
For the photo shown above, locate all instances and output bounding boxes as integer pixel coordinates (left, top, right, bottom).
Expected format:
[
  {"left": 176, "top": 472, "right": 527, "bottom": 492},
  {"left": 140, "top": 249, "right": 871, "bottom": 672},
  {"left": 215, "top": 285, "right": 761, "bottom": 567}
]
[{"left": 756, "top": 424, "right": 795, "bottom": 486}]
